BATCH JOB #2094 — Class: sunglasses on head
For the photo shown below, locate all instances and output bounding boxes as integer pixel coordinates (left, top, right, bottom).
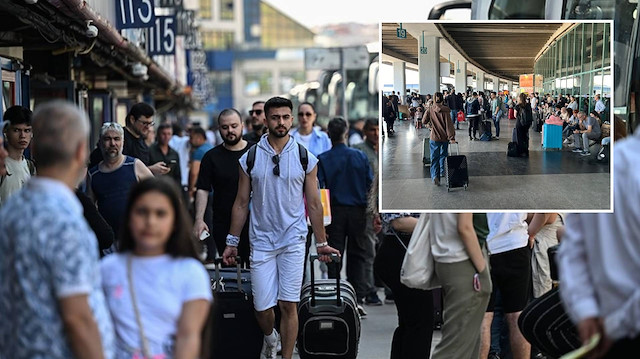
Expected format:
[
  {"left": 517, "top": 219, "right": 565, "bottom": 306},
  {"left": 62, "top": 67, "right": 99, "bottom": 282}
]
[
  {"left": 249, "top": 109, "right": 263, "bottom": 116},
  {"left": 272, "top": 155, "right": 280, "bottom": 176}
]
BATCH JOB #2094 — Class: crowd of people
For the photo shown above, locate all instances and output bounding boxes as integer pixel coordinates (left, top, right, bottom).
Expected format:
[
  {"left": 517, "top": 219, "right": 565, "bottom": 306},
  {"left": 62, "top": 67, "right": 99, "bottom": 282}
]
[
  {"left": 0, "top": 96, "right": 380, "bottom": 359},
  {"left": 382, "top": 88, "right": 612, "bottom": 185},
  {"left": 0, "top": 86, "right": 634, "bottom": 359}
]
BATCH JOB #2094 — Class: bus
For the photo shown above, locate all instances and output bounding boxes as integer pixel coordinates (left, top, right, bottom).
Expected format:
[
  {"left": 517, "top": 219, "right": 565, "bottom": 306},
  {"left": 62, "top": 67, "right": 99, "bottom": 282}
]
[
  {"left": 287, "top": 49, "right": 379, "bottom": 129},
  {"left": 429, "top": 0, "right": 638, "bottom": 133}
]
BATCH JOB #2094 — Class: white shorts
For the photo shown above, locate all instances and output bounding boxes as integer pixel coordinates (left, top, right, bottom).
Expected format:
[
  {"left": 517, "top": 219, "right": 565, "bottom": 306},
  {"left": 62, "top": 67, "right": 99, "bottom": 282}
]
[{"left": 250, "top": 241, "right": 306, "bottom": 312}]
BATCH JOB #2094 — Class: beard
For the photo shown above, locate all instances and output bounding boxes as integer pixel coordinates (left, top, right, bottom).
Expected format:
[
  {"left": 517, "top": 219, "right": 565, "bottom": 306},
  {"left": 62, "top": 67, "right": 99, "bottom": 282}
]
[
  {"left": 223, "top": 133, "right": 241, "bottom": 146},
  {"left": 252, "top": 123, "right": 264, "bottom": 132},
  {"left": 269, "top": 125, "right": 289, "bottom": 138}
]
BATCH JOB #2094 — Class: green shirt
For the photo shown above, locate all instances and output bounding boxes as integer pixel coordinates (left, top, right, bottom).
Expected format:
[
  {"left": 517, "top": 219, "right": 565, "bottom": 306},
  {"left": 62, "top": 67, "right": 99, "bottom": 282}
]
[{"left": 473, "top": 213, "right": 489, "bottom": 249}]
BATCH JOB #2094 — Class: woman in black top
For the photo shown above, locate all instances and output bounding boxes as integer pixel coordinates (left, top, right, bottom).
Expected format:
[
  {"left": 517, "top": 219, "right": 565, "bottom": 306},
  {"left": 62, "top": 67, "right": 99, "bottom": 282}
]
[{"left": 516, "top": 93, "right": 533, "bottom": 157}]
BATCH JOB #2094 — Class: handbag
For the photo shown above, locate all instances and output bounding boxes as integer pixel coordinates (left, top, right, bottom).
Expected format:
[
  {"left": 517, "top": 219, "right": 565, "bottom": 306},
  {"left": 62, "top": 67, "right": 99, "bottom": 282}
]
[
  {"left": 397, "top": 213, "right": 441, "bottom": 290},
  {"left": 127, "top": 255, "right": 152, "bottom": 359}
]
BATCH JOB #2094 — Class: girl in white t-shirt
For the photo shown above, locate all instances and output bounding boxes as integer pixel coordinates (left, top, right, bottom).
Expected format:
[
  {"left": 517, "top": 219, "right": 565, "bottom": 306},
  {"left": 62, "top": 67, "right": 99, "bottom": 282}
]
[{"left": 101, "top": 177, "right": 212, "bottom": 359}]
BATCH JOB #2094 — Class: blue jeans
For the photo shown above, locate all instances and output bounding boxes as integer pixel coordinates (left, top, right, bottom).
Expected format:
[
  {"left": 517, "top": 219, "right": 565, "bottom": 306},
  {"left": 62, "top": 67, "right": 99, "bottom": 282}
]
[
  {"left": 450, "top": 110, "right": 458, "bottom": 128},
  {"left": 493, "top": 110, "right": 503, "bottom": 137},
  {"left": 429, "top": 140, "right": 449, "bottom": 181}
]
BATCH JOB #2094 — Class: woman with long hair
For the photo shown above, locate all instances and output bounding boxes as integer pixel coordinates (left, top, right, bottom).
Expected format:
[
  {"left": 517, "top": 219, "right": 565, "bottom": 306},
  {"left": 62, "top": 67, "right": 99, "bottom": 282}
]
[
  {"left": 101, "top": 177, "right": 212, "bottom": 359},
  {"left": 516, "top": 92, "right": 533, "bottom": 157}
]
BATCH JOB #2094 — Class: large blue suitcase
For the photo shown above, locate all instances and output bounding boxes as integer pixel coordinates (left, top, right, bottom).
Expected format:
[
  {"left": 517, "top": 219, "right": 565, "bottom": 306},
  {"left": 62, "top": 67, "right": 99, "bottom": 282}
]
[{"left": 542, "top": 123, "right": 562, "bottom": 150}]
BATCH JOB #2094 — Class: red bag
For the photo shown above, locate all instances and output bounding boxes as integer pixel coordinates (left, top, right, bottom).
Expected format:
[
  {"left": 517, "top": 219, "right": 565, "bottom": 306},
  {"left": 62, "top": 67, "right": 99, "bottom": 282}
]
[
  {"left": 456, "top": 111, "right": 465, "bottom": 122},
  {"left": 508, "top": 108, "right": 515, "bottom": 120}
]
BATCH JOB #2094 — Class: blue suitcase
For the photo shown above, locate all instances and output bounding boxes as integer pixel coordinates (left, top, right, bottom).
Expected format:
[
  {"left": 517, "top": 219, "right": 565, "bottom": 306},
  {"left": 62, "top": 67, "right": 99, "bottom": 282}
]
[{"left": 542, "top": 124, "right": 562, "bottom": 150}]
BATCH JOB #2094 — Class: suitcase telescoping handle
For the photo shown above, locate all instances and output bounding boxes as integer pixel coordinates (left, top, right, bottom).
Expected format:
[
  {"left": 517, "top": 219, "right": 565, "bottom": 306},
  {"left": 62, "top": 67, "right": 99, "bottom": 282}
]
[
  {"left": 309, "top": 254, "right": 341, "bottom": 307},
  {"left": 449, "top": 142, "right": 460, "bottom": 156},
  {"left": 210, "top": 256, "right": 242, "bottom": 292}
]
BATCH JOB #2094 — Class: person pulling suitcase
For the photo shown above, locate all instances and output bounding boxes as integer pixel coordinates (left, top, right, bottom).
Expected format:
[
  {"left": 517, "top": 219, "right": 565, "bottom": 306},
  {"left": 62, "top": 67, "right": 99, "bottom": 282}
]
[{"left": 222, "top": 97, "right": 340, "bottom": 359}]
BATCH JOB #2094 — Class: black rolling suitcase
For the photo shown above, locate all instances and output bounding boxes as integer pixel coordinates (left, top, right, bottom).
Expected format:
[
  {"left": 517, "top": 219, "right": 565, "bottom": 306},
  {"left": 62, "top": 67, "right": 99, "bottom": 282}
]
[
  {"left": 445, "top": 143, "right": 468, "bottom": 192},
  {"left": 204, "top": 258, "right": 263, "bottom": 359},
  {"left": 297, "top": 255, "right": 361, "bottom": 359},
  {"left": 507, "top": 128, "right": 519, "bottom": 157}
]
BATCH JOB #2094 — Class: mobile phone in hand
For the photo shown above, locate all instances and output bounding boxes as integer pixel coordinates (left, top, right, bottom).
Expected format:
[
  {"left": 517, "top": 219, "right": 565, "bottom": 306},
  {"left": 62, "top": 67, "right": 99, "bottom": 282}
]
[{"left": 199, "top": 230, "right": 210, "bottom": 240}]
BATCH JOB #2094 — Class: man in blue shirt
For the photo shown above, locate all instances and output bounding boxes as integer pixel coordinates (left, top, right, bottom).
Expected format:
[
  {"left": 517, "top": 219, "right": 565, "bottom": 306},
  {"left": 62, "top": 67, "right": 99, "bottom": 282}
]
[
  {"left": 318, "top": 117, "right": 376, "bottom": 306},
  {"left": 188, "top": 126, "right": 214, "bottom": 201}
]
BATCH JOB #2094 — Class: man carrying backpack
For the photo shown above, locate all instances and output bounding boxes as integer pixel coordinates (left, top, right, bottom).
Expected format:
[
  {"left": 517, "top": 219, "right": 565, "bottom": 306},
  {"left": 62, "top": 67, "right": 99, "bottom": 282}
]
[{"left": 223, "top": 97, "right": 339, "bottom": 359}]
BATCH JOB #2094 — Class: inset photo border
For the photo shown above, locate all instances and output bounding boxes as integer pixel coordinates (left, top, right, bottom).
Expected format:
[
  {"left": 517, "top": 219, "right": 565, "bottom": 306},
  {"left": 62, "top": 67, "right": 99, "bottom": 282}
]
[{"left": 378, "top": 20, "right": 614, "bottom": 213}]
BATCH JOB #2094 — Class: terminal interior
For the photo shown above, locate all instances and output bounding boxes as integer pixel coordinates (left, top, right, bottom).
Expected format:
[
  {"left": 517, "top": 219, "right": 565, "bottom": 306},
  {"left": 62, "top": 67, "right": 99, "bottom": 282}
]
[{"left": 381, "top": 22, "right": 611, "bottom": 210}]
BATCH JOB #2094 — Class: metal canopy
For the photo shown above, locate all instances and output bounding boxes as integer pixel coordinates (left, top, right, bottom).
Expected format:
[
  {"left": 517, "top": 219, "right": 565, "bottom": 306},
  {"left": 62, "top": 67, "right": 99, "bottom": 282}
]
[{"left": 382, "top": 22, "right": 568, "bottom": 82}]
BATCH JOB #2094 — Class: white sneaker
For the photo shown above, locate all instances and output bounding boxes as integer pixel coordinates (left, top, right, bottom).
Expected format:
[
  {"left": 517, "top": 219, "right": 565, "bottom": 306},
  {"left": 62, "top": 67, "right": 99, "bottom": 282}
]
[
  {"left": 563, "top": 138, "right": 569, "bottom": 144},
  {"left": 260, "top": 331, "right": 280, "bottom": 359}
]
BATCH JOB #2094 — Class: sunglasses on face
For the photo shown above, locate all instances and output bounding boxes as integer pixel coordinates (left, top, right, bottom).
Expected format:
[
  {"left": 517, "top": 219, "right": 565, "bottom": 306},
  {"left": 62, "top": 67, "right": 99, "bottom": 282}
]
[
  {"left": 272, "top": 155, "right": 280, "bottom": 176},
  {"left": 298, "top": 112, "right": 314, "bottom": 117},
  {"left": 249, "top": 109, "right": 263, "bottom": 116}
]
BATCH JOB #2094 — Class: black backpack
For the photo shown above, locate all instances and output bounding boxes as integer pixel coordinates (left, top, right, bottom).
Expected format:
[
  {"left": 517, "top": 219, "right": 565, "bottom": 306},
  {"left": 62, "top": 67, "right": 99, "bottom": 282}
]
[{"left": 245, "top": 142, "right": 308, "bottom": 179}]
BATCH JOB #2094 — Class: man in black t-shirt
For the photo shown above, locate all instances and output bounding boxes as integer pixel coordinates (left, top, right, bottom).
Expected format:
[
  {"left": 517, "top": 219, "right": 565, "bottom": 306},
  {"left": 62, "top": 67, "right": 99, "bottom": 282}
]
[{"left": 193, "top": 108, "right": 253, "bottom": 263}]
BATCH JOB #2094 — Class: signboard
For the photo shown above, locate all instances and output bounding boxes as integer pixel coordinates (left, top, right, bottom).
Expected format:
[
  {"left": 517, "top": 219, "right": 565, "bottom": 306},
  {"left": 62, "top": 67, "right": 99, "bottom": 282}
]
[
  {"left": 342, "top": 46, "right": 370, "bottom": 70},
  {"left": 156, "top": 0, "right": 183, "bottom": 7},
  {"left": 519, "top": 74, "right": 534, "bottom": 88},
  {"left": 187, "top": 49, "right": 213, "bottom": 106},
  {"left": 397, "top": 28, "right": 407, "bottom": 38},
  {"left": 420, "top": 47, "right": 428, "bottom": 54},
  {"left": 116, "top": 0, "right": 155, "bottom": 29},
  {"left": 148, "top": 16, "right": 176, "bottom": 55},
  {"left": 304, "top": 48, "right": 341, "bottom": 70}
]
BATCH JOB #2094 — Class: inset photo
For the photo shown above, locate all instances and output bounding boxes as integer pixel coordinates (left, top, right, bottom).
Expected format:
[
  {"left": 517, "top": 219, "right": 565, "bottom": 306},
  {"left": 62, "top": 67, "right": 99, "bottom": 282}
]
[{"left": 380, "top": 21, "right": 613, "bottom": 211}]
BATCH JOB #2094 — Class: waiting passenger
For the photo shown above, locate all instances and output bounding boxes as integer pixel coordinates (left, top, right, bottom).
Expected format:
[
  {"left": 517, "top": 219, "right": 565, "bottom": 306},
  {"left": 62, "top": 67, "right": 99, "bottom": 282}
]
[{"left": 571, "top": 111, "right": 601, "bottom": 156}]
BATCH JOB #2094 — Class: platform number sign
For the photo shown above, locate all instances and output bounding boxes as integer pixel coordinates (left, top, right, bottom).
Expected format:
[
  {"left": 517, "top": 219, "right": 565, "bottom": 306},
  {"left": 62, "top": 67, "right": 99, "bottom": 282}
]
[
  {"left": 397, "top": 28, "right": 406, "bottom": 39},
  {"left": 116, "top": 0, "right": 155, "bottom": 29},
  {"left": 148, "top": 16, "right": 176, "bottom": 55},
  {"left": 420, "top": 47, "right": 428, "bottom": 54}
]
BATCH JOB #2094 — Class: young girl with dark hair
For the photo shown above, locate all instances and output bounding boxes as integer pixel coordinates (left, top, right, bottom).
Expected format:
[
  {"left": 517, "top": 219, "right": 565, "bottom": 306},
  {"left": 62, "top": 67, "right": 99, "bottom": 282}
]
[{"left": 101, "top": 177, "right": 212, "bottom": 359}]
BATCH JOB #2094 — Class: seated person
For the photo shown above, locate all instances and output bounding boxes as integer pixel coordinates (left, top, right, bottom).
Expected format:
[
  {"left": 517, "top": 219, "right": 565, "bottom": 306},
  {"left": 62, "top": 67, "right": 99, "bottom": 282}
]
[
  {"left": 562, "top": 108, "right": 579, "bottom": 143},
  {"left": 571, "top": 111, "right": 601, "bottom": 156}
]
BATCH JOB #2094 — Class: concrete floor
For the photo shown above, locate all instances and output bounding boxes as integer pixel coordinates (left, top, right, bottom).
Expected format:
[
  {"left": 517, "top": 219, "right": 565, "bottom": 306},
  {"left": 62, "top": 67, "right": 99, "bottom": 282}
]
[{"left": 381, "top": 117, "right": 611, "bottom": 211}]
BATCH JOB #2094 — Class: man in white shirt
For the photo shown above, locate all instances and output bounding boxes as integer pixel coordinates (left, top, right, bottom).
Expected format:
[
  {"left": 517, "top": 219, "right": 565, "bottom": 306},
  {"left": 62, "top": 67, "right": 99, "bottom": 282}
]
[
  {"left": 480, "top": 213, "right": 532, "bottom": 359},
  {"left": 0, "top": 106, "right": 35, "bottom": 206},
  {"left": 558, "top": 130, "right": 640, "bottom": 357}
]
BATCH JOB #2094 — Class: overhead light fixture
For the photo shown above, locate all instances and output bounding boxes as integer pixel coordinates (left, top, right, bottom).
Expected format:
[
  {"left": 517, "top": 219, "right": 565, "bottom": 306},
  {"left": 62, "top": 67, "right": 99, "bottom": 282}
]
[
  {"left": 132, "top": 63, "right": 148, "bottom": 77},
  {"left": 85, "top": 20, "right": 98, "bottom": 38},
  {"left": 24, "top": 0, "right": 38, "bottom": 4}
]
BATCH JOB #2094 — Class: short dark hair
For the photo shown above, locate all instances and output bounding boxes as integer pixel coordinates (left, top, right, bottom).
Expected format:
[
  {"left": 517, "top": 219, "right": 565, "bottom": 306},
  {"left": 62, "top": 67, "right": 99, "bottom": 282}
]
[
  {"left": 566, "top": 108, "right": 573, "bottom": 116},
  {"left": 252, "top": 100, "right": 265, "bottom": 108},
  {"left": 264, "top": 97, "right": 292, "bottom": 117},
  {"left": 190, "top": 126, "right": 206, "bottom": 139},
  {"left": 218, "top": 108, "right": 242, "bottom": 123},
  {"left": 119, "top": 177, "right": 201, "bottom": 260},
  {"left": 157, "top": 123, "right": 172, "bottom": 133},
  {"left": 472, "top": 92, "right": 478, "bottom": 97},
  {"left": 127, "top": 103, "right": 155, "bottom": 124},
  {"left": 3, "top": 106, "right": 32, "bottom": 127},
  {"left": 327, "top": 117, "right": 348, "bottom": 142},
  {"left": 363, "top": 118, "right": 378, "bottom": 131},
  {"left": 172, "top": 122, "right": 183, "bottom": 136}
]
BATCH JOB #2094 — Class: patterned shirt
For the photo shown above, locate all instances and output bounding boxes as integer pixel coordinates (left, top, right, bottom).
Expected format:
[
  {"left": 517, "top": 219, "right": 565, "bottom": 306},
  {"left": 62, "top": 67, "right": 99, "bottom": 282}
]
[
  {"left": 381, "top": 213, "right": 420, "bottom": 235},
  {"left": 0, "top": 177, "right": 114, "bottom": 359}
]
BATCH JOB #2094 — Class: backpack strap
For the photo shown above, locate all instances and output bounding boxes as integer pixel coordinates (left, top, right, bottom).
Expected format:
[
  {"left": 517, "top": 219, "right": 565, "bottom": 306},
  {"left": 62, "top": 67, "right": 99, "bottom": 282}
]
[
  {"left": 297, "top": 142, "right": 308, "bottom": 173},
  {"left": 245, "top": 144, "right": 258, "bottom": 178},
  {"left": 26, "top": 159, "right": 36, "bottom": 176},
  {"left": 245, "top": 143, "right": 309, "bottom": 190}
]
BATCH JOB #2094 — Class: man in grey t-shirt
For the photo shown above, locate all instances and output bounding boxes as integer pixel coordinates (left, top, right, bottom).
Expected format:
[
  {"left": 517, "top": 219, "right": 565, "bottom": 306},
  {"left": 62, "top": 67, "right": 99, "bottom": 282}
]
[{"left": 572, "top": 111, "right": 601, "bottom": 156}]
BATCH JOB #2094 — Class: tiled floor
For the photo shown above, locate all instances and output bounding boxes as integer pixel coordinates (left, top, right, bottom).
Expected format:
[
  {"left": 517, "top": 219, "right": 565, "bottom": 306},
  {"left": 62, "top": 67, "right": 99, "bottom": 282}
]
[{"left": 381, "top": 117, "right": 611, "bottom": 211}]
